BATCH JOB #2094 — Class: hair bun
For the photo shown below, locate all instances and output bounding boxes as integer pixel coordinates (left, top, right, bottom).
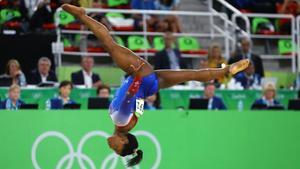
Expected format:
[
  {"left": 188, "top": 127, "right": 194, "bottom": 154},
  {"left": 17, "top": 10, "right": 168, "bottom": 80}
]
[{"left": 127, "top": 149, "right": 143, "bottom": 167}]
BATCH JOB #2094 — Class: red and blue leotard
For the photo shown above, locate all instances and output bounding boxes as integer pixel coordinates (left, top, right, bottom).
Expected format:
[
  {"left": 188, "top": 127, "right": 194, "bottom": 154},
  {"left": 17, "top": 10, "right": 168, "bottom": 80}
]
[{"left": 109, "top": 73, "right": 159, "bottom": 126}]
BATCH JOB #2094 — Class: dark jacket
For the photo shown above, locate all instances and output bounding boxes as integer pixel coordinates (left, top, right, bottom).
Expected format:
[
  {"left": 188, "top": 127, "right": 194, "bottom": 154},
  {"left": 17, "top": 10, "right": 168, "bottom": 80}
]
[
  {"left": 71, "top": 70, "right": 101, "bottom": 85},
  {"left": 228, "top": 53, "right": 264, "bottom": 77},
  {"left": 154, "top": 49, "right": 187, "bottom": 70},
  {"left": 252, "top": 98, "right": 281, "bottom": 107},
  {"left": 208, "top": 96, "right": 227, "bottom": 110},
  {"left": 28, "top": 69, "right": 58, "bottom": 85},
  {"left": 234, "top": 72, "right": 261, "bottom": 89},
  {"left": 0, "top": 98, "right": 25, "bottom": 110},
  {"left": 46, "top": 97, "right": 77, "bottom": 109}
]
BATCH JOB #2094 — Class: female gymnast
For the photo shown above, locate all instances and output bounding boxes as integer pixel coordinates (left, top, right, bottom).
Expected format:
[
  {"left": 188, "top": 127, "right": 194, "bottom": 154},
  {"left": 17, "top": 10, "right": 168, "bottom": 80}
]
[{"left": 62, "top": 4, "right": 249, "bottom": 167}]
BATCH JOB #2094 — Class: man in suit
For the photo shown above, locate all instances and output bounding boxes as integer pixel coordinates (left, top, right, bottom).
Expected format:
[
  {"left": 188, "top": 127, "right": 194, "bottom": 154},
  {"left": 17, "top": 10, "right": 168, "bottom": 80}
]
[
  {"left": 154, "top": 32, "right": 187, "bottom": 70},
  {"left": 228, "top": 37, "right": 264, "bottom": 77},
  {"left": 203, "top": 82, "right": 227, "bottom": 110},
  {"left": 28, "top": 57, "right": 57, "bottom": 85},
  {"left": 71, "top": 56, "right": 102, "bottom": 88}
]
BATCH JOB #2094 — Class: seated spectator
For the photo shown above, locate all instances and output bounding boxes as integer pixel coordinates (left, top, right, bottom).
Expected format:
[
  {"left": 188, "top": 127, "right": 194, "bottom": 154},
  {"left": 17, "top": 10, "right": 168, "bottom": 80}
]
[
  {"left": 228, "top": 37, "right": 264, "bottom": 77},
  {"left": 155, "top": 0, "right": 181, "bottom": 32},
  {"left": 207, "top": 43, "right": 227, "bottom": 85},
  {"left": 202, "top": 82, "right": 227, "bottom": 110},
  {"left": 97, "top": 84, "right": 111, "bottom": 98},
  {"left": 5, "top": 59, "right": 27, "bottom": 86},
  {"left": 0, "top": 84, "right": 25, "bottom": 110},
  {"left": 145, "top": 93, "right": 161, "bottom": 110},
  {"left": 28, "top": 57, "right": 57, "bottom": 85},
  {"left": 277, "top": 0, "right": 300, "bottom": 34},
  {"left": 154, "top": 32, "right": 186, "bottom": 70},
  {"left": 46, "top": 81, "right": 77, "bottom": 109},
  {"left": 251, "top": 83, "right": 282, "bottom": 108},
  {"left": 234, "top": 62, "right": 261, "bottom": 89},
  {"left": 71, "top": 56, "right": 102, "bottom": 88}
]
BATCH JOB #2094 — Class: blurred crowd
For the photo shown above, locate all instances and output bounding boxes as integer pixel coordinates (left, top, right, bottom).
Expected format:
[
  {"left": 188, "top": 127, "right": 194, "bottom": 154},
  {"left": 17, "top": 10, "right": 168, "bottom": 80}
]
[{"left": 1, "top": 31, "right": 299, "bottom": 110}]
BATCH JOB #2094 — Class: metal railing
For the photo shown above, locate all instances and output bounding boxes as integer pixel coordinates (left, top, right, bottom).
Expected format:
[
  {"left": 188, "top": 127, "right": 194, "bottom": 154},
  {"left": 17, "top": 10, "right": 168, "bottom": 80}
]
[
  {"left": 232, "top": 13, "right": 296, "bottom": 72},
  {"left": 53, "top": 8, "right": 230, "bottom": 66},
  {"left": 210, "top": 0, "right": 300, "bottom": 73}
]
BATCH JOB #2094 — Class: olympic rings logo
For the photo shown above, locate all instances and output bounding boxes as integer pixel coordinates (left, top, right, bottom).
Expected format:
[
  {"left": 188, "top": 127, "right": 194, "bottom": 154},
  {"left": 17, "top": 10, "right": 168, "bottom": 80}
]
[{"left": 31, "top": 130, "right": 161, "bottom": 169}]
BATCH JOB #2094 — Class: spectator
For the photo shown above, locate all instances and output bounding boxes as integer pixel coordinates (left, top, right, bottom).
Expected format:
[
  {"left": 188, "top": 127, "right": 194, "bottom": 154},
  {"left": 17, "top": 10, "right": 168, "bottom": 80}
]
[
  {"left": 0, "top": 84, "right": 25, "bottom": 110},
  {"left": 202, "top": 82, "right": 227, "bottom": 110},
  {"left": 228, "top": 37, "right": 264, "bottom": 77},
  {"left": 144, "top": 93, "right": 161, "bottom": 110},
  {"left": 97, "top": 84, "right": 111, "bottom": 98},
  {"left": 277, "top": 0, "right": 300, "bottom": 34},
  {"left": 251, "top": 83, "right": 282, "bottom": 108},
  {"left": 71, "top": 56, "right": 102, "bottom": 88},
  {"left": 155, "top": 0, "right": 182, "bottom": 32},
  {"left": 28, "top": 57, "right": 57, "bottom": 85},
  {"left": 154, "top": 32, "right": 186, "bottom": 70},
  {"left": 5, "top": 59, "right": 27, "bottom": 86},
  {"left": 46, "top": 80, "right": 77, "bottom": 109},
  {"left": 207, "top": 43, "right": 227, "bottom": 85},
  {"left": 234, "top": 62, "right": 261, "bottom": 89}
]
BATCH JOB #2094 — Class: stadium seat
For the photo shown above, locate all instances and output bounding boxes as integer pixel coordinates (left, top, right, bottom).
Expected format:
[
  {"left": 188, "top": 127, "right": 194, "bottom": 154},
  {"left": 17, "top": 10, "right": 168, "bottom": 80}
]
[
  {"left": 106, "top": 12, "right": 134, "bottom": 31},
  {"left": 177, "top": 37, "right": 207, "bottom": 54},
  {"left": 278, "top": 39, "right": 295, "bottom": 55},
  {"left": 56, "top": 10, "right": 81, "bottom": 30},
  {"left": 127, "top": 36, "right": 150, "bottom": 52},
  {"left": 63, "top": 38, "right": 80, "bottom": 52},
  {"left": 252, "top": 17, "right": 275, "bottom": 35},
  {"left": 153, "top": 36, "right": 165, "bottom": 51},
  {"left": 101, "top": 0, "right": 130, "bottom": 9},
  {"left": 0, "top": 9, "right": 22, "bottom": 31}
]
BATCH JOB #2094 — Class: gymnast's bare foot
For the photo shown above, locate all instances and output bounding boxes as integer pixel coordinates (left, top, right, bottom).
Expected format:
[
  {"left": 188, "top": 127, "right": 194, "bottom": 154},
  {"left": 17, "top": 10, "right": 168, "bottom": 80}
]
[
  {"left": 61, "top": 4, "right": 86, "bottom": 18},
  {"left": 229, "top": 59, "right": 250, "bottom": 75}
]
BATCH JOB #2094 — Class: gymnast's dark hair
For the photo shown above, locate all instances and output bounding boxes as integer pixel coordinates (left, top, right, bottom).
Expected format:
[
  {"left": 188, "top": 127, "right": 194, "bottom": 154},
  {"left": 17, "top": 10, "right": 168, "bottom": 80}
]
[{"left": 120, "top": 133, "right": 143, "bottom": 167}]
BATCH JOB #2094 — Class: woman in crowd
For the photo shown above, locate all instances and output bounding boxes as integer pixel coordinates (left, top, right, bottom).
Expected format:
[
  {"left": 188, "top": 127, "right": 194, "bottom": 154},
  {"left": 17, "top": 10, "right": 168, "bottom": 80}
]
[
  {"left": 5, "top": 59, "right": 27, "bottom": 86},
  {"left": 97, "top": 84, "right": 111, "bottom": 98},
  {"left": 0, "top": 84, "right": 25, "bottom": 110},
  {"left": 46, "top": 80, "right": 77, "bottom": 109},
  {"left": 251, "top": 83, "right": 282, "bottom": 108},
  {"left": 207, "top": 43, "right": 227, "bottom": 85}
]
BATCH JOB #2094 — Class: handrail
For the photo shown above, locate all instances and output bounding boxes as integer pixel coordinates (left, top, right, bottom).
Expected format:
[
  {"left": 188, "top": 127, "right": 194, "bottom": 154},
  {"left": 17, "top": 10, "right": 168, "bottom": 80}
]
[
  {"left": 232, "top": 13, "right": 296, "bottom": 72},
  {"left": 55, "top": 7, "right": 226, "bottom": 16}
]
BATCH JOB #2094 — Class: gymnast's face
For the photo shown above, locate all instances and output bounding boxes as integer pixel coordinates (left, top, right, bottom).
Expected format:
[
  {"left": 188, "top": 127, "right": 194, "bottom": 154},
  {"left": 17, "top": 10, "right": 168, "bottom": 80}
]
[{"left": 107, "top": 134, "right": 128, "bottom": 155}]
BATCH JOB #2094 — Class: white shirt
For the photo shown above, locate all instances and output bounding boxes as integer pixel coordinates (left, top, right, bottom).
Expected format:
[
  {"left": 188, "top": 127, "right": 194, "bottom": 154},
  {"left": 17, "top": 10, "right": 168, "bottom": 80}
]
[
  {"left": 40, "top": 73, "right": 48, "bottom": 83},
  {"left": 83, "top": 70, "right": 93, "bottom": 88}
]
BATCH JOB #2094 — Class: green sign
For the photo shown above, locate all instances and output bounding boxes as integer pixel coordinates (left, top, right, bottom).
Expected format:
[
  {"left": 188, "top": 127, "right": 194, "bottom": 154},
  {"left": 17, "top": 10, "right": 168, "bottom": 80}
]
[{"left": 0, "top": 110, "right": 300, "bottom": 169}]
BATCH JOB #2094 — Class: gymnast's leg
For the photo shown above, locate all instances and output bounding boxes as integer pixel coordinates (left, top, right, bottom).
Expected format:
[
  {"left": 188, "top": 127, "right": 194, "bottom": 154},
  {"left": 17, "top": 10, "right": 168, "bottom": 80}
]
[
  {"left": 62, "top": 4, "right": 153, "bottom": 77},
  {"left": 156, "top": 59, "right": 249, "bottom": 89}
]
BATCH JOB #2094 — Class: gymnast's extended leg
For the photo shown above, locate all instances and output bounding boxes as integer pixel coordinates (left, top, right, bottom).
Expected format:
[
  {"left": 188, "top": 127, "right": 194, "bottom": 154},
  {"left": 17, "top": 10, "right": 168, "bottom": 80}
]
[{"left": 62, "top": 4, "right": 153, "bottom": 77}]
